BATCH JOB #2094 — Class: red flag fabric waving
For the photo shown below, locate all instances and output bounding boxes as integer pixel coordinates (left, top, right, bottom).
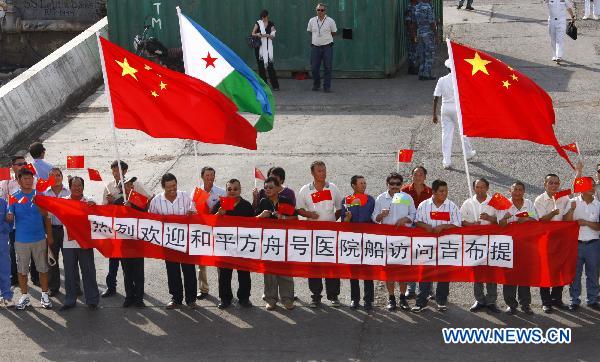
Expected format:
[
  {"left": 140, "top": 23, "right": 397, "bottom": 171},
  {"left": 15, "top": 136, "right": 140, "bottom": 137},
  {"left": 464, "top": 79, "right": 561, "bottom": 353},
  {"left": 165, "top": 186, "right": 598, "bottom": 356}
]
[
  {"left": 24, "top": 163, "right": 36, "bottom": 176},
  {"left": 254, "top": 167, "right": 266, "bottom": 181},
  {"left": 397, "top": 149, "right": 414, "bottom": 163},
  {"left": 0, "top": 168, "right": 10, "bottom": 181},
  {"left": 345, "top": 194, "right": 368, "bottom": 206},
  {"left": 430, "top": 211, "right": 450, "bottom": 221},
  {"left": 448, "top": 41, "right": 573, "bottom": 168},
  {"left": 87, "top": 168, "right": 103, "bottom": 182},
  {"left": 66, "top": 155, "right": 85, "bottom": 169},
  {"left": 573, "top": 177, "right": 594, "bottom": 193},
  {"left": 128, "top": 190, "right": 149, "bottom": 209},
  {"left": 311, "top": 190, "right": 333, "bottom": 204},
  {"left": 36, "top": 175, "right": 55, "bottom": 193},
  {"left": 99, "top": 36, "right": 257, "bottom": 150},
  {"left": 192, "top": 187, "right": 210, "bottom": 214},
  {"left": 561, "top": 143, "right": 579, "bottom": 153},
  {"left": 219, "top": 196, "right": 237, "bottom": 211},
  {"left": 277, "top": 202, "right": 296, "bottom": 216},
  {"left": 8, "top": 194, "right": 18, "bottom": 206},
  {"left": 487, "top": 193, "right": 512, "bottom": 211},
  {"left": 553, "top": 189, "right": 572, "bottom": 201}
]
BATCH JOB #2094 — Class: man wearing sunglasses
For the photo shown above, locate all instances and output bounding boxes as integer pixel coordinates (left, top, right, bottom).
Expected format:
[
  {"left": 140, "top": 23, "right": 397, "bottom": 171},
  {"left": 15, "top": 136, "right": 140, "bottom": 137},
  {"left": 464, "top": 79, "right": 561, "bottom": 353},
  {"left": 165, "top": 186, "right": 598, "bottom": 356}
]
[{"left": 307, "top": 3, "right": 337, "bottom": 92}]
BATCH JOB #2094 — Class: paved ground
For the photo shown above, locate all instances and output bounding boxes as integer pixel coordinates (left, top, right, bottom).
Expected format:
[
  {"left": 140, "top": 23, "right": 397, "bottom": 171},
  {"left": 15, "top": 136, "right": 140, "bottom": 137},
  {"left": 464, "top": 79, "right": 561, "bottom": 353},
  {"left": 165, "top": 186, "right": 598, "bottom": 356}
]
[{"left": 1, "top": 0, "right": 600, "bottom": 360}]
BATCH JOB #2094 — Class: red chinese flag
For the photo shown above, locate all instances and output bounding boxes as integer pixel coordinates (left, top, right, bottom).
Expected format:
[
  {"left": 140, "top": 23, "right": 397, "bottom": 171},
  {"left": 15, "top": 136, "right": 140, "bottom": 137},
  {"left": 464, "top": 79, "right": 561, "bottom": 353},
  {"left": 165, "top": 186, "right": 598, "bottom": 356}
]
[
  {"left": 515, "top": 211, "right": 530, "bottom": 218},
  {"left": 487, "top": 192, "right": 512, "bottom": 211},
  {"left": 345, "top": 193, "right": 368, "bottom": 206},
  {"left": 430, "top": 211, "right": 450, "bottom": 221},
  {"left": 8, "top": 194, "right": 18, "bottom": 206},
  {"left": 573, "top": 177, "right": 594, "bottom": 193},
  {"left": 99, "top": 36, "right": 257, "bottom": 150},
  {"left": 35, "top": 175, "right": 55, "bottom": 193},
  {"left": 66, "top": 155, "right": 85, "bottom": 169},
  {"left": 0, "top": 168, "right": 10, "bottom": 181},
  {"left": 219, "top": 196, "right": 237, "bottom": 211},
  {"left": 128, "top": 190, "right": 149, "bottom": 209},
  {"left": 87, "top": 168, "right": 103, "bottom": 182},
  {"left": 24, "top": 163, "right": 36, "bottom": 176},
  {"left": 311, "top": 190, "right": 333, "bottom": 204},
  {"left": 561, "top": 143, "right": 579, "bottom": 153},
  {"left": 397, "top": 149, "right": 414, "bottom": 163},
  {"left": 192, "top": 187, "right": 210, "bottom": 214},
  {"left": 277, "top": 202, "right": 296, "bottom": 216},
  {"left": 449, "top": 41, "right": 573, "bottom": 168},
  {"left": 553, "top": 189, "right": 572, "bottom": 201},
  {"left": 254, "top": 167, "right": 266, "bottom": 181}
]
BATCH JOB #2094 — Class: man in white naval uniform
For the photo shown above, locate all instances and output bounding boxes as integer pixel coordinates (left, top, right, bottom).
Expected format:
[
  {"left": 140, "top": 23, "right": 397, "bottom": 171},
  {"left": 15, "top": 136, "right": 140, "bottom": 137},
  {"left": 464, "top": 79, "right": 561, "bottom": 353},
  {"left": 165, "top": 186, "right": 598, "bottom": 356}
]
[{"left": 545, "top": 0, "right": 576, "bottom": 63}]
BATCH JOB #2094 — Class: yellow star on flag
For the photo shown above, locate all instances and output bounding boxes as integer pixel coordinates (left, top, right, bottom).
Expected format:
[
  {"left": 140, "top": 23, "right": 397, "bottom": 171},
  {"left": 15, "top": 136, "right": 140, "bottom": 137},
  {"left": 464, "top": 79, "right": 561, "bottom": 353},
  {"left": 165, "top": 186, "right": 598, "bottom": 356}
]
[
  {"left": 464, "top": 52, "right": 492, "bottom": 76},
  {"left": 115, "top": 58, "right": 138, "bottom": 80},
  {"left": 502, "top": 80, "right": 511, "bottom": 89},
  {"left": 159, "top": 81, "right": 167, "bottom": 90},
  {"left": 511, "top": 74, "right": 518, "bottom": 81},
  {"left": 144, "top": 65, "right": 152, "bottom": 71},
  {"left": 151, "top": 90, "right": 159, "bottom": 98}
]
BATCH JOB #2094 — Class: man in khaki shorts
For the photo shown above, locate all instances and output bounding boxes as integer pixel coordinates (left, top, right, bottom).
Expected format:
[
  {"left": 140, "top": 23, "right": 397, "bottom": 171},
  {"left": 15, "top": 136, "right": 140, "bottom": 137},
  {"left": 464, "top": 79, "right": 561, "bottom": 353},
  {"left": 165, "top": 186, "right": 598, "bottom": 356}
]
[{"left": 6, "top": 168, "right": 54, "bottom": 310}]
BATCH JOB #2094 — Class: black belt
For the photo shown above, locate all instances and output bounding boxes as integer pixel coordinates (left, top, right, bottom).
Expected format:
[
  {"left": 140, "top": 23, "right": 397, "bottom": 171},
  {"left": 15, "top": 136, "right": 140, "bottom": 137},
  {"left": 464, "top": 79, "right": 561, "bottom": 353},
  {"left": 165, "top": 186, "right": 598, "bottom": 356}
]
[
  {"left": 311, "top": 43, "right": 333, "bottom": 48},
  {"left": 578, "top": 239, "right": 599, "bottom": 245},
  {"left": 52, "top": 225, "right": 63, "bottom": 229}
]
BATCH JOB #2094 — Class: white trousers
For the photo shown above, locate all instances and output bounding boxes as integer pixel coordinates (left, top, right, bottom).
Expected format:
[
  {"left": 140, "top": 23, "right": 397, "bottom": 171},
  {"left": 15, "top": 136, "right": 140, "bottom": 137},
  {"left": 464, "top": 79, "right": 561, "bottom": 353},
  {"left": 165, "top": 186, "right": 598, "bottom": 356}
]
[
  {"left": 584, "top": 0, "right": 598, "bottom": 17},
  {"left": 441, "top": 105, "right": 474, "bottom": 167},
  {"left": 548, "top": 19, "right": 566, "bottom": 59}
]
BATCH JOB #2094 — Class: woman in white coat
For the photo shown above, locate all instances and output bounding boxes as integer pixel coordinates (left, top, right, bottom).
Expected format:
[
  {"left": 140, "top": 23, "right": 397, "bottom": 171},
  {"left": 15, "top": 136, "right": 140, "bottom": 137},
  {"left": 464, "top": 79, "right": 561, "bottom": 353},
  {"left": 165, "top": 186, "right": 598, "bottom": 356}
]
[{"left": 251, "top": 9, "right": 280, "bottom": 90}]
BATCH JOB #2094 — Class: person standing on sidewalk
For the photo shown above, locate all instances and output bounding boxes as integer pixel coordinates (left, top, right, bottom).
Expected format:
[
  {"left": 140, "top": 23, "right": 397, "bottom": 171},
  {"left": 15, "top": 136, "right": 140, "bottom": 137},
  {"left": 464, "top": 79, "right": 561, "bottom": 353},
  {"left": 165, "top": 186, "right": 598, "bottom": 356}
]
[
  {"left": 457, "top": 0, "right": 474, "bottom": 10},
  {"left": 0, "top": 197, "right": 14, "bottom": 308},
  {"left": 414, "top": 0, "right": 437, "bottom": 81},
  {"left": 545, "top": 0, "right": 575, "bottom": 63},
  {"left": 405, "top": 0, "right": 419, "bottom": 75},
  {"left": 307, "top": 3, "right": 337, "bottom": 92},
  {"left": 582, "top": 0, "right": 599, "bottom": 20},
  {"left": 251, "top": 9, "right": 279, "bottom": 91}
]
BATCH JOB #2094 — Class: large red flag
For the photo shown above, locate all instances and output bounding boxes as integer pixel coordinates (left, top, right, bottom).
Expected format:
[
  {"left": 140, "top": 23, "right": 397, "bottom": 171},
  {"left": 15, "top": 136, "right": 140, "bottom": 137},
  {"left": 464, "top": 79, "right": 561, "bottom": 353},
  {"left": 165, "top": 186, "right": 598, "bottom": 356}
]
[
  {"left": 0, "top": 168, "right": 10, "bottom": 181},
  {"left": 448, "top": 41, "right": 573, "bottom": 168},
  {"left": 98, "top": 36, "right": 257, "bottom": 150}
]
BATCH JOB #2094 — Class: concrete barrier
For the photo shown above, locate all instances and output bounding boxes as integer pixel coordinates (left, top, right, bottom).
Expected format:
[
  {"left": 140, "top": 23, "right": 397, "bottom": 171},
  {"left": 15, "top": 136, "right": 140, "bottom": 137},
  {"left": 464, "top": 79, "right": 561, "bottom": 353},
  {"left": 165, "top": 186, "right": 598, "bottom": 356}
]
[{"left": 0, "top": 17, "right": 107, "bottom": 150}]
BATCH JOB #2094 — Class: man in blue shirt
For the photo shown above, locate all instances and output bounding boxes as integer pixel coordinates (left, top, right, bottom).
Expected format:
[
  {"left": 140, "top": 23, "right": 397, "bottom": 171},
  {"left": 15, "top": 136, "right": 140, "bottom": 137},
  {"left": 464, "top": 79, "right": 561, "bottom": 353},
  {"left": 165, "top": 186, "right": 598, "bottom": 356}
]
[
  {"left": 341, "top": 175, "right": 375, "bottom": 310},
  {"left": 29, "top": 142, "right": 53, "bottom": 180},
  {"left": 0, "top": 197, "right": 13, "bottom": 307},
  {"left": 6, "top": 168, "right": 53, "bottom": 310}
]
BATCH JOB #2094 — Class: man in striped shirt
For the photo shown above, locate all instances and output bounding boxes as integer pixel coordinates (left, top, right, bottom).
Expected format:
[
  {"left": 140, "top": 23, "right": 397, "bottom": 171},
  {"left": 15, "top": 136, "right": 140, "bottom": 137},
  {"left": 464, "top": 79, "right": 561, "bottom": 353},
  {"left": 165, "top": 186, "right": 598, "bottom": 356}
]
[
  {"left": 411, "top": 179, "right": 461, "bottom": 312},
  {"left": 148, "top": 173, "right": 198, "bottom": 309}
]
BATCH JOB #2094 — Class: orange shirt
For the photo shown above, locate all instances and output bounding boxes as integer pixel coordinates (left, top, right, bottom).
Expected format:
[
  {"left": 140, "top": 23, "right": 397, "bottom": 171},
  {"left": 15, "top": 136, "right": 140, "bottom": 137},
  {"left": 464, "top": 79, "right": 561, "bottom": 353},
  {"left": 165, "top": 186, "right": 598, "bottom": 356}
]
[{"left": 401, "top": 183, "right": 432, "bottom": 207}]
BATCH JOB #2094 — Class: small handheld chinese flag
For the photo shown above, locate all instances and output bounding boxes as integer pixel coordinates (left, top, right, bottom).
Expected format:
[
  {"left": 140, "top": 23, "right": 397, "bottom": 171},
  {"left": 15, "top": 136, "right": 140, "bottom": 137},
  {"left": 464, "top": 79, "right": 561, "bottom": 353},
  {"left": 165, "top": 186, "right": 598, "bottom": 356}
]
[
  {"left": 487, "top": 193, "right": 512, "bottom": 210},
  {"left": 398, "top": 149, "right": 414, "bottom": 163},
  {"left": 66, "top": 155, "right": 85, "bottom": 169},
  {"left": 192, "top": 187, "right": 210, "bottom": 214},
  {"left": 35, "top": 175, "right": 55, "bottom": 193},
  {"left": 311, "top": 190, "right": 333, "bottom": 204},
  {"left": 345, "top": 194, "right": 367, "bottom": 206},
  {"left": 219, "top": 196, "right": 237, "bottom": 211},
  {"left": 561, "top": 143, "right": 579, "bottom": 154},
  {"left": 0, "top": 168, "right": 10, "bottom": 181},
  {"left": 573, "top": 177, "right": 594, "bottom": 193},
  {"left": 254, "top": 167, "right": 266, "bottom": 181},
  {"left": 430, "top": 211, "right": 450, "bottom": 221},
  {"left": 87, "top": 168, "right": 103, "bottom": 182},
  {"left": 24, "top": 163, "right": 36, "bottom": 176},
  {"left": 128, "top": 190, "right": 149, "bottom": 209},
  {"left": 515, "top": 211, "right": 535, "bottom": 218},
  {"left": 553, "top": 189, "right": 572, "bottom": 201},
  {"left": 277, "top": 202, "right": 296, "bottom": 216}
]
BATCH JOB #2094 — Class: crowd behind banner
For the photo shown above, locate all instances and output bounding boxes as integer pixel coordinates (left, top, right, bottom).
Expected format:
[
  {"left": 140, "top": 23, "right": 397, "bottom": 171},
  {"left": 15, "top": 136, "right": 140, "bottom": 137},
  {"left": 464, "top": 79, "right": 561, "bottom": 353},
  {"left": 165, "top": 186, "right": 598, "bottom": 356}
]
[{"left": 1, "top": 141, "right": 599, "bottom": 316}]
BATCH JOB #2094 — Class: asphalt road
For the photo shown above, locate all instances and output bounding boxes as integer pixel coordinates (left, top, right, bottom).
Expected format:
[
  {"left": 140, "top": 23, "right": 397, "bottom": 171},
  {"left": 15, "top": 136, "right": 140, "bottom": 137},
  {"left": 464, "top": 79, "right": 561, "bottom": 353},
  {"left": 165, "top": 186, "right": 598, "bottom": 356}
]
[{"left": 1, "top": 1, "right": 600, "bottom": 360}]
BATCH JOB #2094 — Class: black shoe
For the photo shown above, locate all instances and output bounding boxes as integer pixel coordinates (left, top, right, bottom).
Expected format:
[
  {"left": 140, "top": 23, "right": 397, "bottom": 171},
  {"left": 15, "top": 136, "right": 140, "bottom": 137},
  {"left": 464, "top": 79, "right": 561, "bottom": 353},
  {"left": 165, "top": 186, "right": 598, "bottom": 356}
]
[
  {"left": 59, "top": 304, "right": 75, "bottom": 311},
  {"left": 101, "top": 289, "right": 116, "bottom": 298},
  {"left": 364, "top": 302, "right": 373, "bottom": 311},
  {"left": 217, "top": 301, "right": 231, "bottom": 309},
  {"left": 487, "top": 304, "right": 501, "bottom": 313},
  {"left": 411, "top": 305, "right": 426, "bottom": 313},
  {"left": 457, "top": 4, "right": 463, "bottom": 9},
  {"left": 405, "top": 291, "right": 417, "bottom": 300},
  {"left": 466, "top": 5, "right": 474, "bottom": 10},
  {"left": 135, "top": 301, "right": 146, "bottom": 308},
  {"left": 350, "top": 300, "right": 360, "bottom": 309},
  {"left": 387, "top": 296, "right": 397, "bottom": 311},
  {"left": 312, "top": 86, "right": 320, "bottom": 91},
  {"left": 88, "top": 304, "right": 98, "bottom": 310},
  {"left": 239, "top": 300, "right": 253, "bottom": 308},
  {"left": 469, "top": 302, "right": 486, "bottom": 312},
  {"left": 542, "top": 305, "right": 553, "bottom": 314},
  {"left": 196, "top": 292, "right": 209, "bottom": 300},
  {"left": 505, "top": 306, "right": 517, "bottom": 315},
  {"left": 554, "top": 301, "right": 569, "bottom": 310},
  {"left": 521, "top": 305, "right": 534, "bottom": 315},
  {"left": 568, "top": 304, "right": 579, "bottom": 312},
  {"left": 587, "top": 302, "right": 600, "bottom": 311},
  {"left": 123, "top": 300, "right": 135, "bottom": 308},
  {"left": 166, "top": 301, "right": 182, "bottom": 310},
  {"left": 398, "top": 296, "right": 410, "bottom": 311}
]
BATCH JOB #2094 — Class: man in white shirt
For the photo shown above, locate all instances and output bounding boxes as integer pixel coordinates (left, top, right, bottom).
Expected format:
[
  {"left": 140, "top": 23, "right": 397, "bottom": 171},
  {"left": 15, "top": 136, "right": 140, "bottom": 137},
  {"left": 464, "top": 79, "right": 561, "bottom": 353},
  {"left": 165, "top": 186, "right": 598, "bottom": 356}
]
[
  {"left": 148, "top": 173, "right": 197, "bottom": 310},
  {"left": 297, "top": 160, "right": 342, "bottom": 308},
  {"left": 372, "top": 172, "right": 416, "bottom": 311},
  {"left": 433, "top": 59, "right": 476, "bottom": 169},
  {"left": 498, "top": 181, "right": 536, "bottom": 315},
  {"left": 307, "top": 3, "right": 337, "bottom": 92},
  {"left": 534, "top": 173, "right": 570, "bottom": 313},
  {"left": 545, "top": 0, "right": 576, "bottom": 63},
  {"left": 412, "top": 179, "right": 461, "bottom": 312},
  {"left": 194, "top": 166, "right": 225, "bottom": 300},
  {"left": 460, "top": 178, "right": 500, "bottom": 313},
  {"left": 563, "top": 185, "right": 600, "bottom": 311}
]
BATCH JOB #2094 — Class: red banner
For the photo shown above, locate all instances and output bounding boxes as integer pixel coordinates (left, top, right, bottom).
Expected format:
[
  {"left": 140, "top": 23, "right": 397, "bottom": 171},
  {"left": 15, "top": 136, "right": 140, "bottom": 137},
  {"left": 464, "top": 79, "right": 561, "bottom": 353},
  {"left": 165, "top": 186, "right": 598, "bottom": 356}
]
[{"left": 35, "top": 195, "right": 579, "bottom": 287}]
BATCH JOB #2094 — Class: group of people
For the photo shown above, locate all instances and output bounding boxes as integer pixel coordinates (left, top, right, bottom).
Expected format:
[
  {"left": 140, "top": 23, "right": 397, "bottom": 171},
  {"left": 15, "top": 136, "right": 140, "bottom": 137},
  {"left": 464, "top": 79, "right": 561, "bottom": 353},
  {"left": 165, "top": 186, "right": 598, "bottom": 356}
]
[{"left": 1, "top": 143, "right": 600, "bottom": 316}]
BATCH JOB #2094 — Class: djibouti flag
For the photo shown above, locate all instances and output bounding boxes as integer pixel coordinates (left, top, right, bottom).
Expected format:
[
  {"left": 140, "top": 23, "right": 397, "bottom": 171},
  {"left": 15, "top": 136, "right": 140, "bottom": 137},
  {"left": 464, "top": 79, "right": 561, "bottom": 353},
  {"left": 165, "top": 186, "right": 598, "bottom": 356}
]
[{"left": 177, "top": 8, "right": 275, "bottom": 132}]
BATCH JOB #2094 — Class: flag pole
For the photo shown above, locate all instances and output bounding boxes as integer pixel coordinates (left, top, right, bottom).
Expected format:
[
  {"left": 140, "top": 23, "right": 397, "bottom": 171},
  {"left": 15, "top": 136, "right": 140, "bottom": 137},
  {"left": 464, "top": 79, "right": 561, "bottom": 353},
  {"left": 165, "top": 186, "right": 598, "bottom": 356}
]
[
  {"left": 396, "top": 151, "right": 400, "bottom": 173},
  {"left": 447, "top": 38, "right": 477, "bottom": 214},
  {"left": 193, "top": 141, "right": 202, "bottom": 186},
  {"left": 97, "top": 32, "right": 128, "bottom": 203}
]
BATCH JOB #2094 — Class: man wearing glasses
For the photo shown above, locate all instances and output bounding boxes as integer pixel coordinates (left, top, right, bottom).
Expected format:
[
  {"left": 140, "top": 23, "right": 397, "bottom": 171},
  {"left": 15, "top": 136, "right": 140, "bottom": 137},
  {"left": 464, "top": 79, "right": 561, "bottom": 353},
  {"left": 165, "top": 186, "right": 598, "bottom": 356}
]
[{"left": 307, "top": 3, "right": 337, "bottom": 93}]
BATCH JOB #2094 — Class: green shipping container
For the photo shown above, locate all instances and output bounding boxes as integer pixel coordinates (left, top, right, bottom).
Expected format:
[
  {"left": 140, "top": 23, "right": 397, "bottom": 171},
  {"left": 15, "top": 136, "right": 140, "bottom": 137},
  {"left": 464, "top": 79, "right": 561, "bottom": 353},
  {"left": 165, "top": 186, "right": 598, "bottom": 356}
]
[{"left": 107, "top": 0, "right": 443, "bottom": 78}]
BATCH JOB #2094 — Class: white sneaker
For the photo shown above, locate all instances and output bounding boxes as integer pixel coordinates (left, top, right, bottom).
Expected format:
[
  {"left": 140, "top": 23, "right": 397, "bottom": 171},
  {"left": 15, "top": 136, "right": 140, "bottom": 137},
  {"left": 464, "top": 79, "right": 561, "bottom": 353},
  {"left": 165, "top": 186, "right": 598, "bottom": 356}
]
[
  {"left": 552, "top": 57, "right": 558, "bottom": 62},
  {"left": 16, "top": 295, "right": 31, "bottom": 310},
  {"left": 582, "top": 16, "right": 589, "bottom": 20},
  {"left": 40, "top": 293, "right": 53, "bottom": 309}
]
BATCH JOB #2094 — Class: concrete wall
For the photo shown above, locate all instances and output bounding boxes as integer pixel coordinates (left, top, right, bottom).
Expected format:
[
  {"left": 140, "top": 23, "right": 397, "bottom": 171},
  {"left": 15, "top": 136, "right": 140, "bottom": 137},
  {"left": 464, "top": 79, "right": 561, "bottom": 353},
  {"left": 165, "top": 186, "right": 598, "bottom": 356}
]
[{"left": 0, "top": 17, "right": 107, "bottom": 150}]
